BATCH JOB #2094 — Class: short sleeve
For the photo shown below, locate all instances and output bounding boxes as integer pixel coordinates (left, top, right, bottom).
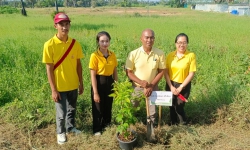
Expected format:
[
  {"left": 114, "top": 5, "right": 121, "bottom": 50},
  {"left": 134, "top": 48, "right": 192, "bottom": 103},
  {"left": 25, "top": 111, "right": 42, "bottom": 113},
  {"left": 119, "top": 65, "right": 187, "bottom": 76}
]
[
  {"left": 42, "top": 42, "right": 53, "bottom": 63},
  {"left": 189, "top": 53, "right": 197, "bottom": 72},
  {"left": 158, "top": 53, "right": 166, "bottom": 69},
  {"left": 125, "top": 52, "right": 134, "bottom": 70},
  {"left": 89, "top": 53, "right": 98, "bottom": 71},
  {"left": 113, "top": 53, "right": 118, "bottom": 67},
  {"left": 76, "top": 41, "right": 84, "bottom": 59}
]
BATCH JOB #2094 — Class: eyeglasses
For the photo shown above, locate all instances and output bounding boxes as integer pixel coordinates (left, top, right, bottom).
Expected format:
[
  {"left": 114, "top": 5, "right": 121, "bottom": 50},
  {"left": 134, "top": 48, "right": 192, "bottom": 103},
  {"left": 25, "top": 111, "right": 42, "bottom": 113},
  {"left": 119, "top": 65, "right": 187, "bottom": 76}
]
[{"left": 176, "top": 41, "right": 187, "bottom": 45}]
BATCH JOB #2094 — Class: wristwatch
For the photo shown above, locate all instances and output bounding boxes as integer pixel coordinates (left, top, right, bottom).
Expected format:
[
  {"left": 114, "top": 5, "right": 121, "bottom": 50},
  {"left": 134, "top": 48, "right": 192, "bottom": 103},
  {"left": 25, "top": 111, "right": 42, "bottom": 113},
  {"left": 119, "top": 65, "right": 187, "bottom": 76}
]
[{"left": 180, "top": 84, "right": 184, "bottom": 88}]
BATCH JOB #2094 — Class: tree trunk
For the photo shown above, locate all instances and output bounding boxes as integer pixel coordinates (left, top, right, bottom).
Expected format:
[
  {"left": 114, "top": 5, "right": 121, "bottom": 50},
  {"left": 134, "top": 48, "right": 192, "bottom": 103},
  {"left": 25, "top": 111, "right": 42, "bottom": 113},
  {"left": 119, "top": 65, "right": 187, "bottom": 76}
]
[
  {"left": 55, "top": 0, "right": 59, "bottom": 13},
  {"left": 20, "top": 0, "right": 27, "bottom": 16}
]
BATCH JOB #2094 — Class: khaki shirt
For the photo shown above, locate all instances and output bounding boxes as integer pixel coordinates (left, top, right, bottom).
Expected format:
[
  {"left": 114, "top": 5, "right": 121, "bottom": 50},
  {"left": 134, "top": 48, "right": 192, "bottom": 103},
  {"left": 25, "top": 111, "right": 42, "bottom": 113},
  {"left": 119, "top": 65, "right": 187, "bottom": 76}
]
[{"left": 126, "top": 46, "right": 166, "bottom": 86}]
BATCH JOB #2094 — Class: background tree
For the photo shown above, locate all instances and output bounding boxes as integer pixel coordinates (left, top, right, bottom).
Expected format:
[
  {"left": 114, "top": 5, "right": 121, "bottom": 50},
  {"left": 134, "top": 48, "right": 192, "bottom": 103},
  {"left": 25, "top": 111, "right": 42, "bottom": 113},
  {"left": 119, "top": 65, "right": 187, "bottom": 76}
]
[
  {"left": 160, "top": 0, "right": 168, "bottom": 6},
  {"left": 91, "top": 0, "right": 96, "bottom": 8},
  {"left": 72, "top": 0, "right": 77, "bottom": 7},
  {"left": 26, "top": 0, "right": 36, "bottom": 8},
  {"left": 63, "top": 0, "right": 69, "bottom": 7},
  {"left": 20, "top": 0, "right": 27, "bottom": 15},
  {"left": 55, "top": 0, "right": 58, "bottom": 12},
  {"left": 77, "top": 0, "right": 83, "bottom": 6}
]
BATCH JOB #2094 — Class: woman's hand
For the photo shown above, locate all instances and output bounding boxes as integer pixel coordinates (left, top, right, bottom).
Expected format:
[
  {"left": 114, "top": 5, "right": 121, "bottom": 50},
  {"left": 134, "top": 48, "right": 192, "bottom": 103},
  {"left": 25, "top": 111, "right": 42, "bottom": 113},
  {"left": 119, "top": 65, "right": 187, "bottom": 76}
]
[
  {"left": 170, "top": 85, "right": 180, "bottom": 96},
  {"left": 175, "top": 86, "right": 183, "bottom": 95},
  {"left": 94, "top": 93, "right": 100, "bottom": 103}
]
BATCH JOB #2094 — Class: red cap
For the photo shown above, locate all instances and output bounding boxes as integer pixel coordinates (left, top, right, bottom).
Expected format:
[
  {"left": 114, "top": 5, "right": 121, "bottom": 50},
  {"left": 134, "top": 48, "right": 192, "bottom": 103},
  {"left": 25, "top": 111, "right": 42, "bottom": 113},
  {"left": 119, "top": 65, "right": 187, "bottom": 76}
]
[{"left": 54, "top": 13, "right": 71, "bottom": 23}]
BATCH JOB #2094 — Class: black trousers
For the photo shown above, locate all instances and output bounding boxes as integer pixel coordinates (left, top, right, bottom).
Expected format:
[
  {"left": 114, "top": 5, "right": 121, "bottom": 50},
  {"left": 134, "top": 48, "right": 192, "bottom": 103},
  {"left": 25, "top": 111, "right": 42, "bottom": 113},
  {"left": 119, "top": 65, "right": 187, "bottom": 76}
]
[
  {"left": 91, "top": 75, "right": 114, "bottom": 133},
  {"left": 165, "top": 81, "right": 191, "bottom": 125}
]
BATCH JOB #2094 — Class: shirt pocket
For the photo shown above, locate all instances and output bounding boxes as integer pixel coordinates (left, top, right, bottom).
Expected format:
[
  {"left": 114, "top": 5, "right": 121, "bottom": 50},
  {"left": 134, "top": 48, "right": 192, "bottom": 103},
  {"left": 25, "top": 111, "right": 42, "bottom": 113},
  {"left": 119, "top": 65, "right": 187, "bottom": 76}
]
[{"left": 152, "top": 59, "right": 159, "bottom": 70}]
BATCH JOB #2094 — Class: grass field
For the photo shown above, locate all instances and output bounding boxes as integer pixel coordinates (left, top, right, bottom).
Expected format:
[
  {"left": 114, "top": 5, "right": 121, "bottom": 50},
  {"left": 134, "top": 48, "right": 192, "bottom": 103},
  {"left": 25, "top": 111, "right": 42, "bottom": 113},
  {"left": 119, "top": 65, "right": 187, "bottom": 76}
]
[{"left": 0, "top": 6, "right": 250, "bottom": 149}]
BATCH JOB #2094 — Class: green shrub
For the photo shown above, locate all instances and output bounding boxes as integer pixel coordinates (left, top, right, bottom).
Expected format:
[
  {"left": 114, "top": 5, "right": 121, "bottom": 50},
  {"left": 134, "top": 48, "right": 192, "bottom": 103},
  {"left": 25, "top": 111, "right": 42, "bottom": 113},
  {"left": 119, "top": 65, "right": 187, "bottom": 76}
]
[
  {"left": 0, "top": 6, "right": 19, "bottom": 14},
  {"left": 133, "top": 12, "right": 142, "bottom": 17}
]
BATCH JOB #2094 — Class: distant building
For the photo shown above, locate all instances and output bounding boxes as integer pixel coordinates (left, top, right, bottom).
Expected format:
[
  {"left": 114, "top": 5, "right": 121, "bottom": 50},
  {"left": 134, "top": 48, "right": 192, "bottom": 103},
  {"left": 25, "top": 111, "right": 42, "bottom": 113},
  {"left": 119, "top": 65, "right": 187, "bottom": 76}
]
[{"left": 194, "top": 4, "right": 250, "bottom": 16}]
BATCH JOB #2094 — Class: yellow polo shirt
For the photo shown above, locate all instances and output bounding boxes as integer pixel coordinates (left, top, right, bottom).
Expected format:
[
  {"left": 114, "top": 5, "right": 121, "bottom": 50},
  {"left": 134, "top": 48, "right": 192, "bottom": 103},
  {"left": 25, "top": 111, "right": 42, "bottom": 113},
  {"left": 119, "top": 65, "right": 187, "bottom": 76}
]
[
  {"left": 166, "top": 50, "right": 196, "bottom": 83},
  {"left": 89, "top": 49, "right": 118, "bottom": 76},
  {"left": 42, "top": 35, "right": 84, "bottom": 92},
  {"left": 126, "top": 46, "right": 166, "bottom": 86}
]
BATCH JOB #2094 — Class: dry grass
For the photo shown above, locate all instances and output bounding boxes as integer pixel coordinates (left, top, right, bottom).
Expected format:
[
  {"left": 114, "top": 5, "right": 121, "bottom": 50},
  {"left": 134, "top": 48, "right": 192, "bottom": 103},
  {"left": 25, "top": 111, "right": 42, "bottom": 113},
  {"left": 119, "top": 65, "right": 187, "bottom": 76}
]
[
  {"left": 1, "top": 117, "right": 250, "bottom": 149},
  {"left": 29, "top": 6, "right": 185, "bottom": 16}
]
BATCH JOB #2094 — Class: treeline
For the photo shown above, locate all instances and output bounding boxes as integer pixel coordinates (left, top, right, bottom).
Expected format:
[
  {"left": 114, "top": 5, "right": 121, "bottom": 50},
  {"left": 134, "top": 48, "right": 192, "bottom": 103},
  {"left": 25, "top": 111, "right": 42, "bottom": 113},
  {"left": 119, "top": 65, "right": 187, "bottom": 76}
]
[
  {"left": 0, "top": 0, "right": 247, "bottom": 10},
  {"left": 1, "top": 0, "right": 164, "bottom": 8},
  {"left": 0, "top": 0, "right": 200, "bottom": 8}
]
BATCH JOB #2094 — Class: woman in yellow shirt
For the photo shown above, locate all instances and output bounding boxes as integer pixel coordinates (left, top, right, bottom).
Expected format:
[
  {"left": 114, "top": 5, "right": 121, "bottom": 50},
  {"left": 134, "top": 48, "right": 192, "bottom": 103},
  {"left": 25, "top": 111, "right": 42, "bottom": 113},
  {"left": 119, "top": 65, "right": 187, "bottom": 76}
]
[
  {"left": 164, "top": 33, "right": 196, "bottom": 125},
  {"left": 89, "top": 31, "right": 118, "bottom": 135}
]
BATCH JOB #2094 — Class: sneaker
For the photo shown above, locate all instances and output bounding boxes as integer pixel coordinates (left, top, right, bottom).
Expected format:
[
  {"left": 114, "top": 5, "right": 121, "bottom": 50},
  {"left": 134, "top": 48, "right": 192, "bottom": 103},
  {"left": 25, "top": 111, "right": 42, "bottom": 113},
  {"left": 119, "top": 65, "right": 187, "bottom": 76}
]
[
  {"left": 67, "top": 127, "right": 81, "bottom": 135},
  {"left": 94, "top": 132, "right": 101, "bottom": 136},
  {"left": 57, "top": 133, "right": 66, "bottom": 145}
]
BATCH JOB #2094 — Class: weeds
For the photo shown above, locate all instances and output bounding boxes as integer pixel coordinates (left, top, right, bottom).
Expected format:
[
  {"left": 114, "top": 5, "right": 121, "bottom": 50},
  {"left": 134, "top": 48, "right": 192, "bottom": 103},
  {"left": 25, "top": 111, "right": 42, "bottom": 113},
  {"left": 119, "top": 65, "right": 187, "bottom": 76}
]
[{"left": 0, "top": 6, "right": 19, "bottom": 14}]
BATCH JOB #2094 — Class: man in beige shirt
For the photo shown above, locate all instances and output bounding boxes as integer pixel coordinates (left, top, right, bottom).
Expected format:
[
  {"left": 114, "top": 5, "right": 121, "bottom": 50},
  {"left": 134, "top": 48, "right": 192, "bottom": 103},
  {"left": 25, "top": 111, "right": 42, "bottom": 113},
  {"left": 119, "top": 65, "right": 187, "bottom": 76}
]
[{"left": 125, "top": 29, "right": 166, "bottom": 124}]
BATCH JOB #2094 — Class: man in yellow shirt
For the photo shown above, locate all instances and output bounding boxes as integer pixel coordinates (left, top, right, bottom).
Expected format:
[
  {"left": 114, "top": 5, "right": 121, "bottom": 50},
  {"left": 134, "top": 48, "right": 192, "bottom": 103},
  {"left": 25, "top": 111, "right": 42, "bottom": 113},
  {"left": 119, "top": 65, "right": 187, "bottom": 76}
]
[
  {"left": 42, "top": 13, "right": 84, "bottom": 144},
  {"left": 126, "top": 29, "right": 166, "bottom": 125}
]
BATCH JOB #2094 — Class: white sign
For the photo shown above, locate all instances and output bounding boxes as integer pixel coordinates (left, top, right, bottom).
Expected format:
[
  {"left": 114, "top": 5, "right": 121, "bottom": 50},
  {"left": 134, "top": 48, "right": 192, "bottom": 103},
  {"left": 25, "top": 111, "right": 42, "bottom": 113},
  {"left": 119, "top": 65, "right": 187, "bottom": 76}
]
[{"left": 149, "top": 91, "right": 172, "bottom": 106}]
